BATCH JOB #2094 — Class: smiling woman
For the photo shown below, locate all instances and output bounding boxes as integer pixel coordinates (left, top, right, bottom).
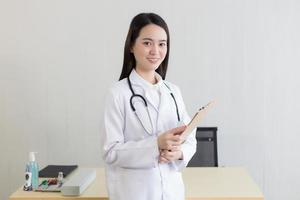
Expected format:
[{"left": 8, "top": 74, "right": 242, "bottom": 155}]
[
  {"left": 119, "top": 13, "right": 170, "bottom": 81},
  {"left": 102, "top": 13, "right": 197, "bottom": 200},
  {"left": 131, "top": 24, "right": 168, "bottom": 83}
]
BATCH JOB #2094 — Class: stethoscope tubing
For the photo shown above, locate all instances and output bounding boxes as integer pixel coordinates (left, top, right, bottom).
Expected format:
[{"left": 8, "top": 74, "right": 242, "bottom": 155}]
[{"left": 127, "top": 76, "right": 180, "bottom": 135}]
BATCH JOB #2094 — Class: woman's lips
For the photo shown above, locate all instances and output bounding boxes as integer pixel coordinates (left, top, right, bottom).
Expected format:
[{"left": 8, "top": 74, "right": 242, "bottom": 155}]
[{"left": 147, "top": 58, "right": 160, "bottom": 63}]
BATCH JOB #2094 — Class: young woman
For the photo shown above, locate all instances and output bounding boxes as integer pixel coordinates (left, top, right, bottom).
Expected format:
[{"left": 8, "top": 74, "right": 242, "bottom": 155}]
[{"left": 103, "top": 13, "right": 196, "bottom": 200}]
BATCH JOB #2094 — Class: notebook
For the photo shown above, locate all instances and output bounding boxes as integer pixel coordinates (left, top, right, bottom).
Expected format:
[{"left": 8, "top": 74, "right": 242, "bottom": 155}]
[{"left": 39, "top": 165, "right": 78, "bottom": 178}]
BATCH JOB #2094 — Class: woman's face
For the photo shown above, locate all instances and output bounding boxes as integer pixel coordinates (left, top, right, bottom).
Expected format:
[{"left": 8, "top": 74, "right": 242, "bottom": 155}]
[{"left": 131, "top": 24, "right": 168, "bottom": 72}]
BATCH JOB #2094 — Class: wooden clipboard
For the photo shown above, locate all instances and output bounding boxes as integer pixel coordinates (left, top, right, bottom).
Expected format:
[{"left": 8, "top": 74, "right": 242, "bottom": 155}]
[{"left": 180, "top": 101, "right": 214, "bottom": 140}]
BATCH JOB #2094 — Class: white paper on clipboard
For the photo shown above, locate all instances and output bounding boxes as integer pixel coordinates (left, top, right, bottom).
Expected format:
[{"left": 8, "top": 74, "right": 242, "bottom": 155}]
[{"left": 180, "top": 101, "right": 214, "bottom": 140}]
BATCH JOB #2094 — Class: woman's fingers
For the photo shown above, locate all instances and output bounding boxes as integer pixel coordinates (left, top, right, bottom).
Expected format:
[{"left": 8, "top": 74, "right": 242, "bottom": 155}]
[
  {"left": 169, "top": 135, "right": 183, "bottom": 146},
  {"left": 164, "top": 135, "right": 182, "bottom": 149},
  {"left": 160, "top": 150, "right": 183, "bottom": 162},
  {"left": 158, "top": 126, "right": 186, "bottom": 150},
  {"left": 159, "top": 155, "right": 170, "bottom": 163},
  {"left": 169, "top": 134, "right": 181, "bottom": 141},
  {"left": 169, "top": 125, "right": 186, "bottom": 135},
  {"left": 161, "top": 151, "right": 175, "bottom": 160},
  {"left": 170, "top": 145, "right": 181, "bottom": 151},
  {"left": 159, "top": 150, "right": 171, "bottom": 163}
]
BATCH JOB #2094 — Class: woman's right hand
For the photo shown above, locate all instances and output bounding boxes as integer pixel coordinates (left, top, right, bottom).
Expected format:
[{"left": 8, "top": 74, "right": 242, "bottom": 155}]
[{"left": 157, "top": 126, "right": 186, "bottom": 151}]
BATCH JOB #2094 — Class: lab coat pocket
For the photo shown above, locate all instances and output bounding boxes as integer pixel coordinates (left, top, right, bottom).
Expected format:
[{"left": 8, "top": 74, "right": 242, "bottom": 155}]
[
  {"left": 115, "top": 167, "right": 161, "bottom": 200},
  {"left": 165, "top": 171, "right": 185, "bottom": 199}
]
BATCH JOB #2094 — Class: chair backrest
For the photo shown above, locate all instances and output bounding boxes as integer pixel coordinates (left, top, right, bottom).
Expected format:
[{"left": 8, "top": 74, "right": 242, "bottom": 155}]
[{"left": 187, "top": 127, "right": 218, "bottom": 167}]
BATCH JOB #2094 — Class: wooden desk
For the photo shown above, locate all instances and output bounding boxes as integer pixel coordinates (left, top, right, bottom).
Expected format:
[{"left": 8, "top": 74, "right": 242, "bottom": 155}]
[
  {"left": 9, "top": 167, "right": 264, "bottom": 200},
  {"left": 183, "top": 167, "right": 264, "bottom": 200}
]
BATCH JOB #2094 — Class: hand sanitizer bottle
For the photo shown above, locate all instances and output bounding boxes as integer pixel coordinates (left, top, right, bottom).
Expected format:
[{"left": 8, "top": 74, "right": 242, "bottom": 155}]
[
  {"left": 23, "top": 164, "right": 32, "bottom": 191},
  {"left": 29, "top": 152, "right": 39, "bottom": 190}
]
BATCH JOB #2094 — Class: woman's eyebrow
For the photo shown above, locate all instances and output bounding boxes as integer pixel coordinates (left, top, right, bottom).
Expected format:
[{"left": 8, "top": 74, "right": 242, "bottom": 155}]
[
  {"left": 159, "top": 39, "right": 167, "bottom": 42},
  {"left": 142, "top": 38, "right": 167, "bottom": 42}
]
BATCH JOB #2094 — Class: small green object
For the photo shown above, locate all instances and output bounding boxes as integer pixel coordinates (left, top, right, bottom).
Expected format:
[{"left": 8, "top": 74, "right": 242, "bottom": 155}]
[
  {"left": 37, "top": 180, "right": 49, "bottom": 190},
  {"left": 41, "top": 180, "right": 48, "bottom": 185}
]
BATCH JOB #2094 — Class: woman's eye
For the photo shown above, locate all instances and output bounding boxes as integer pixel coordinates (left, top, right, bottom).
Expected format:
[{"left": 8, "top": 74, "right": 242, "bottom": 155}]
[
  {"left": 159, "top": 43, "right": 166, "bottom": 47},
  {"left": 143, "top": 42, "right": 151, "bottom": 46}
]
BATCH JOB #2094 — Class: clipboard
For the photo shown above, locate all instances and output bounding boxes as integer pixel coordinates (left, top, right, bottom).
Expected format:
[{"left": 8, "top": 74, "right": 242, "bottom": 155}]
[{"left": 180, "top": 101, "right": 214, "bottom": 140}]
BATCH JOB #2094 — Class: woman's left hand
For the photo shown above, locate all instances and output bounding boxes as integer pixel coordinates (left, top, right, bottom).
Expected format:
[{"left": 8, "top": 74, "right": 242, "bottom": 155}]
[{"left": 159, "top": 149, "right": 183, "bottom": 163}]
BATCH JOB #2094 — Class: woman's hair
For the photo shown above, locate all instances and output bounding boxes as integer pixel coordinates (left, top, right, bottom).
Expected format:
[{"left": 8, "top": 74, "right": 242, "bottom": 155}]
[{"left": 119, "top": 13, "right": 170, "bottom": 80}]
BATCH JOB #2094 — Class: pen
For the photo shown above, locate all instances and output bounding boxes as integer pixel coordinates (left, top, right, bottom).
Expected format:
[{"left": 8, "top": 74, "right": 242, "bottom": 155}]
[{"left": 38, "top": 180, "right": 48, "bottom": 187}]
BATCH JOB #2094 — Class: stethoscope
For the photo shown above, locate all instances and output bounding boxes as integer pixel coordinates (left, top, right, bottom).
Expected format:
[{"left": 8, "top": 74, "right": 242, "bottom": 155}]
[{"left": 127, "top": 76, "right": 180, "bottom": 135}]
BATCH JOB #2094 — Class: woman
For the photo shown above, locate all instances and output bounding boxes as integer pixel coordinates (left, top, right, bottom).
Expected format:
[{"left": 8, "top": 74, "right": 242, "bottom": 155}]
[{"left": 103, "top": 13, "right": 197, "bottom": 200}]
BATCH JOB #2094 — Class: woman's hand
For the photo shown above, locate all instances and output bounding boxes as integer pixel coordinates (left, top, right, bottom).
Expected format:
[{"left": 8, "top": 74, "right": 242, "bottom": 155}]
[
  {"left": 159, "top": 149, "right": 183, "bottom": 163},
  {"left": 157, "top": 126, "right": 186, "bottom": 151}
]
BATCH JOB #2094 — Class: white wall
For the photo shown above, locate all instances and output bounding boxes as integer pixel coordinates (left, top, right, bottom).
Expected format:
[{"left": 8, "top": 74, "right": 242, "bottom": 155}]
[{"left": 1, "top": 0, "right": 300, "bottom": 200}]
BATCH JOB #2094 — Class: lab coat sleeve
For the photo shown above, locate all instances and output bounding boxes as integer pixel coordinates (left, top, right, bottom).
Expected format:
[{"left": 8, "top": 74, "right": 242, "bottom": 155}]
[
  {"left": 102, "top": 87, "right": 159, "bottom": 169},
  {"left": 172, "top": 86, "right": 197, "bottom": 171}
]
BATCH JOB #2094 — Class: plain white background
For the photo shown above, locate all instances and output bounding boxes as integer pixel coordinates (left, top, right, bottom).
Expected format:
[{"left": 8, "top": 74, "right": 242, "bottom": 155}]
[{"left": 1, "top": 0, "right": 300, "bottom": 200}]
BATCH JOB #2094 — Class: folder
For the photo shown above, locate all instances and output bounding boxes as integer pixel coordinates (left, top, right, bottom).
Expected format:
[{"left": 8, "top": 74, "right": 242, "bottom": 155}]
[{"left": 39, "top": 165, "right": 78, "bottom": 178}]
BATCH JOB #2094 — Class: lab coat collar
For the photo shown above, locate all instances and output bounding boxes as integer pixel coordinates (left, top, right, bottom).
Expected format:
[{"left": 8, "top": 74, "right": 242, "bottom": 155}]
[
  {"left": 128, "top": 69, "right": 175, "bottom": 130},
  {"left": 129, "top": 69, "right": 167, "bottom": 113},
  {"left": 129, "top": 69, "right": 163, "bottom": 91}
]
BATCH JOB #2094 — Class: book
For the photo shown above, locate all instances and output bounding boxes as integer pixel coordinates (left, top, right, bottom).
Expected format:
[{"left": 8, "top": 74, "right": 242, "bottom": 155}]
[{"left": 39, "top": 165, "right": 78, "bottom": 178}]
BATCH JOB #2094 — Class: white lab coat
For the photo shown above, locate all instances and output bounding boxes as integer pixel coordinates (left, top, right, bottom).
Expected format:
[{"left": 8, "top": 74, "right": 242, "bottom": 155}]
[{"left": 102, "top": 69, "right": 197, "bottom": 200}]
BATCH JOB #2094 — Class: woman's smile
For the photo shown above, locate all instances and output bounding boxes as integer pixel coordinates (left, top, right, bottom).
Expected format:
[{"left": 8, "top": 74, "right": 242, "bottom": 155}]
[{"left": 147, "top": 57, "right": 160, "bottom": 63}]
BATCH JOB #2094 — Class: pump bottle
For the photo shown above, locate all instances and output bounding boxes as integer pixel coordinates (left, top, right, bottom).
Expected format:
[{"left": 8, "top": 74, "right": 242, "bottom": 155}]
[{"left": 28, "top": 152, "right": 39, "bottom": 190}]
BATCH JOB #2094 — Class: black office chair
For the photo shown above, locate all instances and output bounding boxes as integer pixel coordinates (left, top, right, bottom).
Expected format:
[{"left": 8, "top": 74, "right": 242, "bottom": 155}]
[{"left": 187, "top": 127, "right": 218, "bottom": 167}]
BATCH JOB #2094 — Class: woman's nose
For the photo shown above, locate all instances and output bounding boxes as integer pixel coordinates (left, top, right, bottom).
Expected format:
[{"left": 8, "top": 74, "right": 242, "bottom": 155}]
[{"left": 150, "top": 44, "right": 159, "bottom": 55}]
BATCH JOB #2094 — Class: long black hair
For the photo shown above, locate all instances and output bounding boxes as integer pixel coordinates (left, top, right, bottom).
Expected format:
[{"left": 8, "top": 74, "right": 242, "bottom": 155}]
[{"left": 119, "top": 13, "right": 170, "bottom": 81}]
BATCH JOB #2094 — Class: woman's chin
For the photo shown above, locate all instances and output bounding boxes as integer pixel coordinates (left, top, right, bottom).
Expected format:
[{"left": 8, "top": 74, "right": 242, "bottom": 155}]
[
  {"left": 146, "top": 63, "right": 161, "bottom": 71},
  {"left": 137, "top": 62, "right": 162, "bottom": 72}
]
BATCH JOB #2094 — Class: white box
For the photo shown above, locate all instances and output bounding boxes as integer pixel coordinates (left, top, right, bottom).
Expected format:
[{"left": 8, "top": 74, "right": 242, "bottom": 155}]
[{"left": 61, "top": 168, "right": 96, "bottom": 196}]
